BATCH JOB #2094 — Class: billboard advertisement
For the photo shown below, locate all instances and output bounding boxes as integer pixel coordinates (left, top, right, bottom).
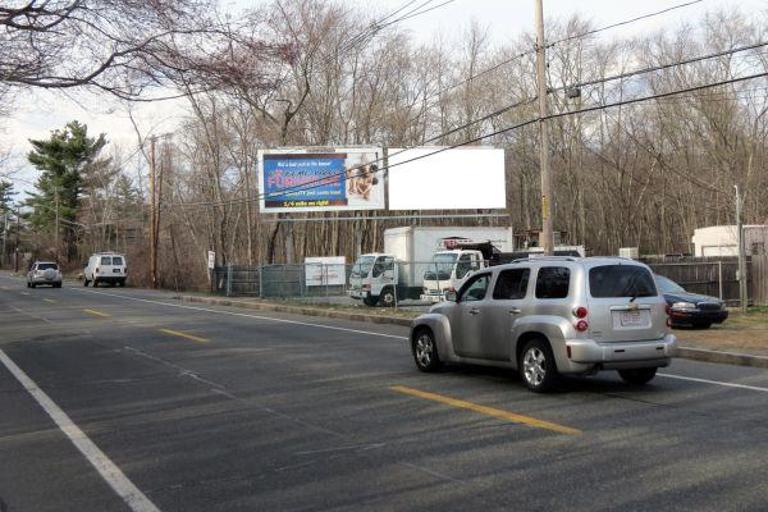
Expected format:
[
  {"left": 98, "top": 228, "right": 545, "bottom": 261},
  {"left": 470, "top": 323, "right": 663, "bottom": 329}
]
[
  {"left": 258, "top": 149, "right": 384, "bottom": 213},
  {"left": 387, "top": 147, "right": 506, "bottom": 210}
]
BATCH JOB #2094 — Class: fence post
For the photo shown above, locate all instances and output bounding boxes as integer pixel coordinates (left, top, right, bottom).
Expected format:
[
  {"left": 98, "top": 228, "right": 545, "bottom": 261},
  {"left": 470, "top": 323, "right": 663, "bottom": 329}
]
[
  {"left": 718, "top": 261, "right": 723, "bottom": 301},
  {"left": 258, "top": 264, "right": 263, "bottom": 298},
  {"left": 226, "top": 263, "right": 233, "bottom": 297}
]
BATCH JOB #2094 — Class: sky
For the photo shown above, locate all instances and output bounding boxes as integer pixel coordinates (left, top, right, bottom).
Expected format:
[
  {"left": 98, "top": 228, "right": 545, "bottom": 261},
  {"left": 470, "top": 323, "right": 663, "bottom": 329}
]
[{"left": 2, "top": 0, "right": 765, "bottom": 195}]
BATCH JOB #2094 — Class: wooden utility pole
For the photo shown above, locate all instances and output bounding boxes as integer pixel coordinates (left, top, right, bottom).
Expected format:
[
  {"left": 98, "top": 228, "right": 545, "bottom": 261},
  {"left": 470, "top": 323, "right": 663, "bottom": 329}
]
[
  {"left": 535, "top": 0, "right": 554, "bottom": 255},
  {"left": 14, "top": 205, "right": 20, "bottom": 273},
  {"left": 54, "top": 185, "right": 60, "bottom": 263},
  {"left": 149, "top": 136, "right": 158, "bottom": 289},
  {"left": 736, "top": 185, "right": 747, "bottom": 312}
]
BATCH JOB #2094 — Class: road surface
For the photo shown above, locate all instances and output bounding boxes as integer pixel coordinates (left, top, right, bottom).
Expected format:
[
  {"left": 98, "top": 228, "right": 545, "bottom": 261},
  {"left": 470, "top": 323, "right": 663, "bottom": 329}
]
[{"left": 2, "top": 273, "right": 768, "bottom": 511}]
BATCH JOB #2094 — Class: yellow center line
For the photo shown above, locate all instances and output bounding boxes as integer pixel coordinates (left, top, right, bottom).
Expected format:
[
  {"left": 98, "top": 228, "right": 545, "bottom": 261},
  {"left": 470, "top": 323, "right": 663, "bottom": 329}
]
[
  {"left": 43, "top": 298, "right": 57, "bottom": 304},
  {"left": 159, "top": 328, "right": 209, "bottom": 343},
  {"left": 83, "top": 308, "right": 111, "bottom": 318},
  {"left": 390, "top": 385, "right": 582, "bottom": 436}
]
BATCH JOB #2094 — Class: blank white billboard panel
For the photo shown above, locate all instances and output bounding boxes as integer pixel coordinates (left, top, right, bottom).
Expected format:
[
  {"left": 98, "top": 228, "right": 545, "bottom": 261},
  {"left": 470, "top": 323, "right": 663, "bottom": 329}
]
[{"left": 387, "top": 147, "right": 506, "bottom": 210}]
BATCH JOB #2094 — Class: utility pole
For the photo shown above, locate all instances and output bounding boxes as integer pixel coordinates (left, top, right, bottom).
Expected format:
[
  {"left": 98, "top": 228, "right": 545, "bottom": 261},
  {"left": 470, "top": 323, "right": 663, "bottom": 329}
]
[
  {"left": 149, "top": 136, "right": 158, "bottom": 289},
  {"left": 1, "top": 210, "right": 7, "bottom": 268},
  {"left": 14, "top": 204, "right": 20, "bottom": 273},
  {"left": 535, "top": 0, "right": 554, "bottom": 255},
  {"left": 735, "top": 185, "right": 748, "bottom": 313},
  {"left": 54, "top": 186, "right": 60, "bottom": 263}
]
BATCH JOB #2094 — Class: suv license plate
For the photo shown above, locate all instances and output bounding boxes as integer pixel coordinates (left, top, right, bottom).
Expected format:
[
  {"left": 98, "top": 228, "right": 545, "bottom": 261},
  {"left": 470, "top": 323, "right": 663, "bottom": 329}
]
[
  {"left": 113, "top": 269, "right": 121, "bottom": 273},
  {"left": 620, "top": 310, "right": 643, "bottom": 326}
]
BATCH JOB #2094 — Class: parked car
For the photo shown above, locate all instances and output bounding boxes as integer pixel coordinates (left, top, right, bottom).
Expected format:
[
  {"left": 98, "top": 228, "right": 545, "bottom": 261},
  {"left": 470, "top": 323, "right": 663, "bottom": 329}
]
[
  {"left": 27, "top": 261, "right": 62, "bottom": 288},
  {"left": 655, "top": 274, "right": 728, "bottom": 329},
  {"left": 83, "top": 252, "right": 127, "bottom": 287},
  {"left": 409, "top": 257, "right": 677, "bottom": 392}
]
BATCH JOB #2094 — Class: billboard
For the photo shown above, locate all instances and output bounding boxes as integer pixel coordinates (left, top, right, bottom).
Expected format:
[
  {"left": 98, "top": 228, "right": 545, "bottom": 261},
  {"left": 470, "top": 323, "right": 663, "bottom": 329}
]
[
  {"left": 305, "top": 256, "right": 346, "bottom": 287},
  {"left": 258, "top": 148, "right": 384, "bottom": 213},
  {"left": 387, "top": 147, "right": 506, "bottom": 210}
]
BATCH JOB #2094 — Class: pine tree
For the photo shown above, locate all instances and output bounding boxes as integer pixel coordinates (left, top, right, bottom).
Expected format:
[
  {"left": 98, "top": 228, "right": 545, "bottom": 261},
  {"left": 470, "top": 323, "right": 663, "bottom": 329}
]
[{"left": 26, "top": 121, "right": 107, "bottom": 262}]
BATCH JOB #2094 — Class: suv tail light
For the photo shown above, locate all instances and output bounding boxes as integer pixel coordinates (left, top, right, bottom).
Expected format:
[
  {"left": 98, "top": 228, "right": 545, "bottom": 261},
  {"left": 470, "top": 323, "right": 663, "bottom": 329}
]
[
  {"left": 572, "top": 306, "right": 588, "bottom": 318},
  {"left": 575, "top": 320, "right": 589, "bottom": 332}
]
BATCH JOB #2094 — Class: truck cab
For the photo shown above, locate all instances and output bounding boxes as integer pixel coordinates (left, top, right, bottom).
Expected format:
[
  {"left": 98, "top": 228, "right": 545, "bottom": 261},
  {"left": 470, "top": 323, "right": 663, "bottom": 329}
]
[
  {"left": 348, "top": 253, "right": 398, "bottom": 306},
  {"left": 420, "top": 250, "right": 485, "bottom": 303}
]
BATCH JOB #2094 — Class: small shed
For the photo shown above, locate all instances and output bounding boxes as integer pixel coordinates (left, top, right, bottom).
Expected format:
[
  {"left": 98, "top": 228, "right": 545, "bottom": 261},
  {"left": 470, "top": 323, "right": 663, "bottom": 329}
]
[{"left": 691, "top": 225, "right": 768, "bottom": 257}]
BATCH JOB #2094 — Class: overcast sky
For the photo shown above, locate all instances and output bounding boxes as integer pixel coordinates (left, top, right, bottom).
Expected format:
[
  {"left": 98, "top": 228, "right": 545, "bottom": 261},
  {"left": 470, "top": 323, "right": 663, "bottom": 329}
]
[{"left": 2, "top": 0, "right": 765, "bottom": 193}]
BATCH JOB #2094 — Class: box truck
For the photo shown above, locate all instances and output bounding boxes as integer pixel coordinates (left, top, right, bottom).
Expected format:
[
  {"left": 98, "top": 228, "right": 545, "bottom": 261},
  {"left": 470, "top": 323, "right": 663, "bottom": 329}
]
[{"left": 348, "top": 226, "right": 514, "bottom": 307}]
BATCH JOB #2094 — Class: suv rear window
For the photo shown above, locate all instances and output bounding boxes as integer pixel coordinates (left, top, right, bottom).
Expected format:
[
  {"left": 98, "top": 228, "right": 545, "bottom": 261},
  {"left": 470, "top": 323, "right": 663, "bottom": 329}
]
[
  {"left": 493, "top": 268, "right": 530, "bottom": 300},
  {"left": 112, "top": 257, "right": 123, "bottom": 265},
  {"left": 37, "top": 263, "right": 58, "bottom": 270},
  {"left": 589, "top": 265, "right": 657, "bottom": 298},
  {"left": 535, "top": 267, "right": 570, "bottom": 299},
  {"left": 101, "top": 256, "right": 112, "bottom": 265}
]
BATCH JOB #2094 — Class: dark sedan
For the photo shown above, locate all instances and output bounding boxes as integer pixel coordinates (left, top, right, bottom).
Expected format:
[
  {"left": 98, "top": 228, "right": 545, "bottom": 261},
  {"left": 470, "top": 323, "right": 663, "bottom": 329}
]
[{"left": 655, "top": 274, "right": 728, "bottom": 329}]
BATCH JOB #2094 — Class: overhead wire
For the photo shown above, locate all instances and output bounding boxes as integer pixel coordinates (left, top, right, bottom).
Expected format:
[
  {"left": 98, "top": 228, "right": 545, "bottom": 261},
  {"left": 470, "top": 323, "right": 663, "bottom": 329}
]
[
  {"left": 163, "top": 39, "right": 768, "bottom": 211},
  {"left": 419, "top": 0, "right": 706, "bottom": 103}
]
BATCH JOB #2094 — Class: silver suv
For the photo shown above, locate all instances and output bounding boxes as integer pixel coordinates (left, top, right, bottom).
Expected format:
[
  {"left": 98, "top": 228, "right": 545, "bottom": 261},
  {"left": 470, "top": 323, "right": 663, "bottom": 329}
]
[
  {"left": 27, "top": 261, "right": 63, "bottom": 288},
  {"left": 409, "top": 257, "right": 677, "bottom": 392}
]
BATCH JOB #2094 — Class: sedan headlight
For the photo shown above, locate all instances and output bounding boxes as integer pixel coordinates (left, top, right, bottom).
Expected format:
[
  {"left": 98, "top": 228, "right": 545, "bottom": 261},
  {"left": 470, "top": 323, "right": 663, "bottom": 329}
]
[{"left": 672, "top": 301, "right": 697, "bottom": 311}]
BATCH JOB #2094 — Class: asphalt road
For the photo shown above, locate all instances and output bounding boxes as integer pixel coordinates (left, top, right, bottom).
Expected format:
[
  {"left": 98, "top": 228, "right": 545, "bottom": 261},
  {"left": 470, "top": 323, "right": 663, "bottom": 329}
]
[{"left": 2, "top": 273, "right": 768, "bottom": 512}]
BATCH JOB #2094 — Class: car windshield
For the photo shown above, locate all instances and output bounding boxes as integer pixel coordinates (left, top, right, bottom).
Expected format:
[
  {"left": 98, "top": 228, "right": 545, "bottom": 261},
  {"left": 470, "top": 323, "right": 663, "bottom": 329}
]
[
  {"left": 655, "top": 274, "right": 686, "bottom": 294},
  {"left": 350, "top": 256, "right": 376, "bottom": 278},
  {"left": 589, "top": 265, "right": 657, "bottom": 298},
  {"left": 424, "top": 253, "right": 458, "bottom": 281},
  {"left": 37, "top": 263, "right": 57, "bottom": 270}
]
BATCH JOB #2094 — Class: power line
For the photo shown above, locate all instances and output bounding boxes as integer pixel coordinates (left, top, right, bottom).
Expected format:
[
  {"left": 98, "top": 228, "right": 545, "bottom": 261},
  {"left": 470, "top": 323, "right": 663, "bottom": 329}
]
[
  {"left": 420, "top": 0, "right": 706, "bottom": 103},
  {"left": 556, "top": 40, "right": 768, "bottom": 93},
  {"left": 167, "top": 71, "right": 768, "bottom": 212},
  {"left": 216, "top": 41, "right": 768, "bottom": 207}
]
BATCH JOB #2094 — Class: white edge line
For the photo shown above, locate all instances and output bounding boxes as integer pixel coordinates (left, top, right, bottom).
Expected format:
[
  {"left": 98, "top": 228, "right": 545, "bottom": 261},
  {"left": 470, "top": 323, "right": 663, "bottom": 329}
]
[
  {"left": 657, "top": 373, "right": 768, "bottom": 393},
  {"left": 73, "top": 288, "right": 409, "bottom": 341},
  {"left": 0, "top": 349, "right": 161, "bottom": 512}
]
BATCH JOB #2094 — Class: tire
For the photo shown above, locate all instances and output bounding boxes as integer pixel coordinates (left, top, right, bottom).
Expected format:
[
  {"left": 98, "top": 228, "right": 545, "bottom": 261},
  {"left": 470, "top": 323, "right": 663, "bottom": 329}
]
[
  {"left": 26, "top": 281, "right": 31, "bottom": 288},
  {"left": 694, "top": 321, "right": 712, "bottom": 329},
  {"left": 54, "top": 282, "right": 62, "bottom": 288},
  {"left": 93, "top": 280, "right": 98, "bottom": 288},
  {"left": 363, "top": 295, "right": 377, "bottom": 307},
  {"left": 83, "top": 279, "right": 89, "bottom": 287},
  {"left": 379, "top": 287, "right": 396, "bottom": 308},
  {"left": 519, "top": 338, "right": 559, "bottom": 393},
  {"left": 412, "top": 328, "right": 441, "bottom": 372},
  {"left": 30, "top": 283, "right": 36, "bottom": 289},
  {"left": 618, "top": 368, "right": 657, "bottom": 386},
  {"left": 118, "top": 280, "right": 125, "bottom": 287}
]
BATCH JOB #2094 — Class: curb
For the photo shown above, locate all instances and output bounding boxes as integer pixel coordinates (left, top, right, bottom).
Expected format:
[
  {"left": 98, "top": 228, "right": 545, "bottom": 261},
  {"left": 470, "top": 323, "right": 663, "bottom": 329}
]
[
  {"left": 181, "top": 295, "right": 413, "bottom": 327},
  {"left": 676, "top": 346, "right": 768, "bottom": 369},
  {"left": 180, "top": 295, "right": 768, "bottom": 369}
]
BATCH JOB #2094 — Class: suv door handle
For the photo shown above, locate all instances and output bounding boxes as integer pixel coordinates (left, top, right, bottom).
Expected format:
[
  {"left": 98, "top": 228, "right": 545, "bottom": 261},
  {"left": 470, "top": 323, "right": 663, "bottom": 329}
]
[
  {"left": 508, "top": 308, "right": 522, "bottom": 315},
  {"left": 469, "top": 308, "right": 480, "bottom": 315}
]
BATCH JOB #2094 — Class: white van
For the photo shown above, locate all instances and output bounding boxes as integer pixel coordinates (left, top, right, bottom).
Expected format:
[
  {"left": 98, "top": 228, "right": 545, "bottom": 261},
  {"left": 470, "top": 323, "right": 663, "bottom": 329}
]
[{"left": 83, "top": 252, "right": 127, "bottom": 287}]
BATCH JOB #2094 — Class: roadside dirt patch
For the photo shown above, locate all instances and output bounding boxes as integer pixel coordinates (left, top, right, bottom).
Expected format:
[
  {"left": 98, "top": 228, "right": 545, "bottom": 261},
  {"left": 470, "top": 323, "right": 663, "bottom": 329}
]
[{"left": 675, "top": 310, "right": 768, "bottom": 356}]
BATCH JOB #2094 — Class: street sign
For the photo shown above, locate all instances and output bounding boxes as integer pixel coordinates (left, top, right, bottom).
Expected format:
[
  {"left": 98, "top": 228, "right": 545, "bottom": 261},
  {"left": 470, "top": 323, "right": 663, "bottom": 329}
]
[{"left": 207, "top": 251, "right": 215, "bottom": 270}]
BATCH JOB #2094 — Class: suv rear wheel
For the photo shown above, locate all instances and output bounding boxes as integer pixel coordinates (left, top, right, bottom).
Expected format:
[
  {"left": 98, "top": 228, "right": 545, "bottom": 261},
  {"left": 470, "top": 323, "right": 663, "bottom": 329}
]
[
  {"left": 618, "top": 368, "right": 657, "bottom": 385},
  {"left": 412, "top": 329, "right": 441, "bottom": 372},
  {"left": 519, "top": 338, "right": 558, "bottom": 392}
]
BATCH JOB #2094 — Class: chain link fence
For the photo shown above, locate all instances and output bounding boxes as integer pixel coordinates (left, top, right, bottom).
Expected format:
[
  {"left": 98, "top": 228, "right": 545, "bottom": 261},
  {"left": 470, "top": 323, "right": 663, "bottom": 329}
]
[{"left": 212, "top": 257, "right": 763, "bottom": 307}]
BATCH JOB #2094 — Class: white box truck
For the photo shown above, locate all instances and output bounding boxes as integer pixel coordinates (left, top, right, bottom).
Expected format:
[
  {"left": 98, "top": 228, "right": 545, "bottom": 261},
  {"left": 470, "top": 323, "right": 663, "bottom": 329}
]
[{"left": 348, "top": 226, "right": 514, "bottom": 306}]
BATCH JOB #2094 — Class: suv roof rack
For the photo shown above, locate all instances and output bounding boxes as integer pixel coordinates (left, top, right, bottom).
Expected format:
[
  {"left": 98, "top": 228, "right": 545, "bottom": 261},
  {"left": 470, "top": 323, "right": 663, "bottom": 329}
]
[{"left": 509, "top": 255, "right": 580, "bottom": 264}]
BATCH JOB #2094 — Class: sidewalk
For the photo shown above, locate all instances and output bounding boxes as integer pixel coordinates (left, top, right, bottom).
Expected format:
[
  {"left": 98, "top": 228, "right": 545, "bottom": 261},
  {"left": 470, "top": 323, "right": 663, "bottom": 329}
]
[{"left": 182, "top": 294, "right": 768, "bottom": 369}]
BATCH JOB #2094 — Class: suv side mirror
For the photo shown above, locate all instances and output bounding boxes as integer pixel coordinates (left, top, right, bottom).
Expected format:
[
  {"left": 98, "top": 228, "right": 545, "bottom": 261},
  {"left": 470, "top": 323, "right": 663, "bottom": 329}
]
[{"left": 445, "top": 290, "right": 458, "bottom": 302}]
